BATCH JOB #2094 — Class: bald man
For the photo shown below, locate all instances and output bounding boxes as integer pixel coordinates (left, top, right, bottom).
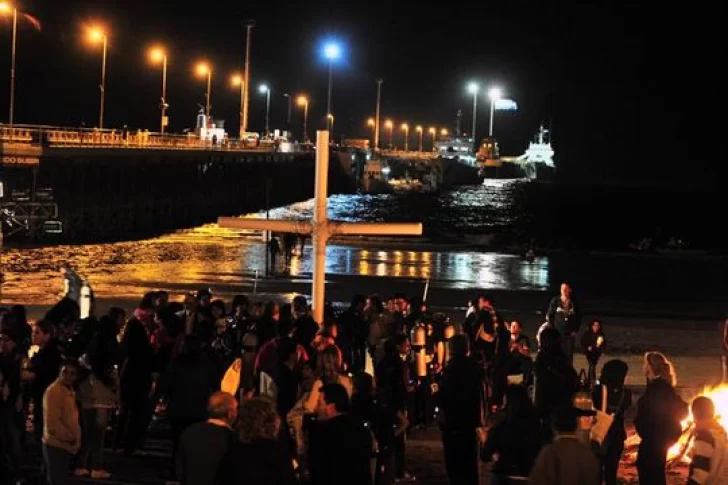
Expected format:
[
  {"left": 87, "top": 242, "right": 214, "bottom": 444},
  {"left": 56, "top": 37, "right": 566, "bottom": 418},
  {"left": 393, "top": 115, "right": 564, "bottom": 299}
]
[{"left": 176, "top": 392, "right": 238, "bottom": 485}]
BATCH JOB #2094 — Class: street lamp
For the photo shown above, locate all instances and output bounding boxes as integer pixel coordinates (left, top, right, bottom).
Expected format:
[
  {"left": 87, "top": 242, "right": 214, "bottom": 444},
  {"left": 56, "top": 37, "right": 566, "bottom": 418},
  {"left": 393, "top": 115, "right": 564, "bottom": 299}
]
[
  {"left": 322, "top": 41, "right": 341, "bottom": 132},
  {"left": 195, "top": 62, "right": 212, "bottom": 118},
  {"left": 327, "top": 114, "right": 334, "bottom": 137},
  {"left": 488, "top": 87, "right": 502, "bottom": 137},
  {"left": 467, "top": 82, "right": 479, "bottom": 146},
  {"left": 401, "top": 123, "right": 409, "bottom": 151},
  {"left": 367, "top": 117, "right": 375, "bottom": 143},
  {"left": 283, "top": 93, "right": 292, "bottom": 129},
  {"left": 385, "top": 119, "right": 393, "bottom": 149},
  {"left": 259, "top": 84, "right": 271, "bottom": 135},
  {"left": 297, "top": 95, "right": 309, "bottom": 142},
  {"left": 230, "top": 74, "right": 244, "bottom": 139},
  {"left": 441, "top": 128, "right": 449, "bottom": 137},
  {"left": 0, "top": 1, "right": 31, "bottom": 127},
  {"left": 415, "top": 125, "right": 423, "bottom": 152},
  {"left": 149, "top": 46, "right": 168, "bottom": 133},
  {"left": 428, "top": 127, "right": 436, "bottom": 152},
  {"left": 87, "top": 26, "right": 108, "bottom": 129}
]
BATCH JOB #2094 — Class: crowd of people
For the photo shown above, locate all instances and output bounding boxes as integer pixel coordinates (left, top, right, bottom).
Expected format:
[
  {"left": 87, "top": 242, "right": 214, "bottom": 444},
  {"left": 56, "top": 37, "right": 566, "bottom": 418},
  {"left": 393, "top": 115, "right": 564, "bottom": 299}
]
[{"left": 0, "top": 273, "right": 726, "bottom": 485}]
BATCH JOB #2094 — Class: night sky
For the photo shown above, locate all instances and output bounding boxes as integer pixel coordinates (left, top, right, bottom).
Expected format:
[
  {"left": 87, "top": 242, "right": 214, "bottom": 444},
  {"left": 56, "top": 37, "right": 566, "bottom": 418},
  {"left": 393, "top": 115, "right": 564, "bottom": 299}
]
[{"left": 1, "top": 1, "right": 724, "bottom": 186}]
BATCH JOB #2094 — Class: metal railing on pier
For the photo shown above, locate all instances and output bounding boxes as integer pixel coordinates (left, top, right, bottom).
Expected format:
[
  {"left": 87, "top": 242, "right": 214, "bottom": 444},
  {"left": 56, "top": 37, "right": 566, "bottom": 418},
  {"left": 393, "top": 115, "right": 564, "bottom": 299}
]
[
  {"left": 379, "top": 149, "right": 436, "bottom": 160},
  {"left": 0, "top": 124, "right": 275, "bottom": 152}
]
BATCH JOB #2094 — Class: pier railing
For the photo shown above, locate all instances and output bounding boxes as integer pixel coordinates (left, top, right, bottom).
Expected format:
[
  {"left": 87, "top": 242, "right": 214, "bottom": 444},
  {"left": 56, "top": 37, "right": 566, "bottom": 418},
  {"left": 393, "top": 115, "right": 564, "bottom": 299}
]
[
  {"left": 0, "top": 124, "right": 275, "bottom": 152},
  {"left": 379, "top": 149, "right": 437, "bottom": 160}
]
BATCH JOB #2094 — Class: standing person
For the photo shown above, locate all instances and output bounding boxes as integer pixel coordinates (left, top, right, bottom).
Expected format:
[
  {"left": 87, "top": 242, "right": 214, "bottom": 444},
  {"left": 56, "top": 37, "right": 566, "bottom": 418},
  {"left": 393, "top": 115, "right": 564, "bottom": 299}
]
[
  {"left": 214, "top": 398, "right": 296, "bottom": 485},
  {"left": 438, "top": 334, "right": 485, "bottom": 485},
  {"left": 59, "top": 264, "right": 82, "bottom": 302},
  {"left": 546, "top": 282, "right": 581, "bottom": 364},
  {"left": 23, "top": 320, "right": 62, "bottom": 445},
  {"left": 581, "top": 319, "right": 606, "bottom": 387},
  {"left": 687, "top": 396, "right": 728, "bottom": 484},
  {"left": 308, "top": 383, "right": 373, "bottom": 485},
  {"left": 176, "top": 392, "right": 238, "bottom": 485},
  {"left": 634, "top": 351, "right": 688, "bottom": 485},
  {"left": 42, "top": 361, "right": 81, "bottom": 485},
  {"left": 528, "top": 406, "right": 599, "bottom": 485},
  {"left": 0, "top": 328, "right": 23, "bottom": 485},
  {"left": 291, "top": 296, "right": 319, "bottom": 357},
  {"left": 74, "top": 316, "right": 119, "bottom": 479},
  {"left": 592, "top": 359, "right": 632, "bottom": 485}
]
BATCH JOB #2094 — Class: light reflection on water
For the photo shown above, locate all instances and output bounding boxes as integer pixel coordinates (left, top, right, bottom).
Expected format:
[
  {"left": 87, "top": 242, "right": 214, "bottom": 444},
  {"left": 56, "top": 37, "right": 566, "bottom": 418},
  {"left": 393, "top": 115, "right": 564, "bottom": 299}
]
[{"left": 0, "top": 183, "right": 549, "bottom": 306}]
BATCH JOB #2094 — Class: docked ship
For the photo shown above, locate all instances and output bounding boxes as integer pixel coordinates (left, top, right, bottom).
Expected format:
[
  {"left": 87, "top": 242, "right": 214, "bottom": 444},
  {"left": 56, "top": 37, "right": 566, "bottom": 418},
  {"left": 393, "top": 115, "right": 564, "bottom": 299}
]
[{"left": 476, "top": 124, "right": 555, "bottom": 180}]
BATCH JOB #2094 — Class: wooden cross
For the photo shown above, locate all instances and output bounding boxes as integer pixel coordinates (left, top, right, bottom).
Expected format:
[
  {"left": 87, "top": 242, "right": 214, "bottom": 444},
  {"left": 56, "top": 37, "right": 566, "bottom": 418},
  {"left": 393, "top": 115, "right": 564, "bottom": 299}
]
[{"left": 218, "top": 130, "right": 423, "bottom": 323}]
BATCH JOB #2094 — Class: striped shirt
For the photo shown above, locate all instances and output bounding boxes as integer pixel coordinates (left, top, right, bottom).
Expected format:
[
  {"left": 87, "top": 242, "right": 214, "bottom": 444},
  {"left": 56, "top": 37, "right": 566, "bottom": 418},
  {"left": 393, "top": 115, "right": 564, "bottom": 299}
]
[{"left": 688, "top": 420, "right": 728, "bottom": 485}]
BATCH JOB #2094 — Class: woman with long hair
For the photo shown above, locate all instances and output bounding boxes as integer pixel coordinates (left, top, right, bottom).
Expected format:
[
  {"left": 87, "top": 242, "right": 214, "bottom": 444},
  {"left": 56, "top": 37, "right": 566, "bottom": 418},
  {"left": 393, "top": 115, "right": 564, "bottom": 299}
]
[{"left": 635, "top": 351, "right": 687, "bottom": 485}]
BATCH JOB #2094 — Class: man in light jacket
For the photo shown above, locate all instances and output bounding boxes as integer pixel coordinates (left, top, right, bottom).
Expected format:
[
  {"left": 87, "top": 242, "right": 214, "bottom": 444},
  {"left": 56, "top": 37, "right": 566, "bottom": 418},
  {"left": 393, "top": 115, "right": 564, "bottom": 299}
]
[{"left": 43, "top": 361, "right": 81, "bottom": 485}]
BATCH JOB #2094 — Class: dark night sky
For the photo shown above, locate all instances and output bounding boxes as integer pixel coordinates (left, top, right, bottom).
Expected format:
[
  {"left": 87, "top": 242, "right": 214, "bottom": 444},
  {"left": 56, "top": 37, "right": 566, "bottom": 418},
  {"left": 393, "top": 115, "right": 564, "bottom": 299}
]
[{"left": 1, "top": 1, "right": 725, "bottom": 185}]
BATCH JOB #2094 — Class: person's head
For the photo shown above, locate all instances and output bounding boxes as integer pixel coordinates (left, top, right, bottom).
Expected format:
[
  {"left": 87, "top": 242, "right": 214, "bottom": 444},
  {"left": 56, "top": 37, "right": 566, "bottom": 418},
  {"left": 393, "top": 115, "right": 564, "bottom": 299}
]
[
  {"left": 643, "top": 351, "right": 677, "bottom": 386},
  {"left": 263, "top": 301, "right": 280, "bottom": 321},
  {"left": 510, "top": 321, "right": 523, "bottom": 336},
  {"left": 232, "top": 295, "right": 250, "bottom": 315},
  {"left": 183, "top": 293, "right": 198, "bottom": 312},
  {"left": 318, "top": 383, "right": 351, "bottom": 419},
  {"left": 477, "top": 294, "right": 493, "bottom": 310},
  {"left": 196, "top": 288, "right": 212, "bottom": 307},
  {"left": 392, "top": 333, "right": 410, "bottom": 356},
  {"left": 236, "top": 397, "right": 280, "bottom": 443},
  {"left": 154, "top": 291, "right": 169, "bottom": 309},
  {"left": 560, "top": 282, "right": 572, "bottom": 299},
  {"left": 207, "top": 391, "right": 238, "bottom": 427},
  {"left": 251, "top": 302, "right": 265, "bottom": 318},
  {"left": 315, "top": 345, "right": 342, "bottom": 383},
  {"left": 591, "top": 319, "right": 602, "bottom": 334},
  {"left": 60, "top": 263, "right": 71, "bottom": 275},
  {"left": 350, "top": 294, "right": 366, "bottom": 313},
  {"left": 551, "top": 405, "right": 579, "bottom": 436},
  {"left": 139, "top": 291, "right": 157, "bottom": 311},
  {"left": 365, "top": 294, "right": 384, "bottom": 314},
  {"left": 599, "top": 359, "right": 629, "bottom": 390},
  {"left": 107, "top": 307, "right": 126, "bottom": 332},
  {"left": 33, "top": 320, "right": 55, "bottom": 347},
  {"left": 292, "top": 296, "right": 308, "bottom": 317},
  {"left": 449, "top": 333, "right": 470, "bottom": 359},
  {"left": 0, "top": 329, "right": 18, "bottom": 355},
  {"left": 539, "top": 327, "right": 563, "bottom": 355},
  {"left": 692, "top": 396, "right": 716, "bottom": 426},
  {"left": 210, "top": 300, "right": 227, "bottom": 320},
  {"left": 59, "top": 360, "right": 79, "bottom": 388}
]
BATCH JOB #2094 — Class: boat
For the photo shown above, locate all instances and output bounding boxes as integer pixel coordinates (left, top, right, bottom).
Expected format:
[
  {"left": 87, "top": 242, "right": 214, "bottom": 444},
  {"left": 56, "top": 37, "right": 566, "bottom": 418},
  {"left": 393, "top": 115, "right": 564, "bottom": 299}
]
[{"left": 477, "top": 124, "right": 556, "bottom": 181}]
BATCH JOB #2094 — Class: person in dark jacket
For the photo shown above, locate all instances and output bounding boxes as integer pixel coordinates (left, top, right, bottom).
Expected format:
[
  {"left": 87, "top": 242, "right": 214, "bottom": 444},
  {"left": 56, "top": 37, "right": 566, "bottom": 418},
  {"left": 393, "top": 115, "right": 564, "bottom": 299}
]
[
  {"left": 533, "top": 327, "right": 579, "bottom": 442},
  {"left": 581, "top": 319, "right": 606, "bottom": 387},
  {"left": 0, "top": 328, "right": 23, "bottom": 484},
  {"left": 545, "top": 282, "right": 581, "bottom": 365},
  {"left": 177, "top": 392, "right": 237, "bottom": 485},
  {"left": 438, "top": 334, "right": 485, "bottom": 485},
  {"left": 592, "top": 359, "right": 632, "bottom": 485},
  {"left": 214, "top": 397, "right": 296, "bottom": 485},
  {"left": 634, "top": 351, "right": 687, "bottom": 485},
  {"left": 309, "top": 383, "right": 373, "bottom": 485},
  {"left": 482, "top": 385, "right": 543, "bottom": 483},
  {"left": 23, "top": 320, "right": 62, "bottom": 445}
]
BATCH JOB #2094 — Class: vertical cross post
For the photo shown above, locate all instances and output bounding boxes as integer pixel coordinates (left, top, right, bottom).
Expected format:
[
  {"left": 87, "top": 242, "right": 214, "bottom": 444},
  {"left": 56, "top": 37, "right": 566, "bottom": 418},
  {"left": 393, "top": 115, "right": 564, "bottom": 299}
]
[{"left": 312, "top": 130, "right": 329, "bottom": 323}]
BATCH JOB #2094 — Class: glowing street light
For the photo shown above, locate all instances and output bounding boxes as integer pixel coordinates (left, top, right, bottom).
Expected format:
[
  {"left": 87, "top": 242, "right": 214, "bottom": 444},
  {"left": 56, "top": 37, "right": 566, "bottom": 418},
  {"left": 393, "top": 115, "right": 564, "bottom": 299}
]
[
  {"left": 401, "top": 123, "right": 409, "bottom": 151},
  {"left": 322, "top": 41, "right": 342, "bottom": 132},
  {"left": 230, "top": 74, "right": 244, "bottom": 138},
  {"left": 148, "top": 46, "right": 168, "bottom": 133},
  {"left": 441, "top": 128, "right": 449, "bottom": 137},
  {"left": 327, "top": 113, "right": 334, "bottom": 136},
  {"left": 385, "top": 119, "right": 394, "bottom": 149},
  {"left": 488, "top": 86, "right": 502, "bottom": 136},
  {"left": 195, "top": 61, "right": 212, "bottom": 118},
  {"left": 87, "top": 26, "right": 108, "bottom": 129},
  {"left": 415, "top": 125, "right": 423, "bottom": 152},
  {"left": 367, "top": 117, "right": 375, "bottom": 142},
  {"left": 259, "top": 84, "right": 271, "bottom": 135},
  {"left": 297, "top": 95, "right": 309, "bottom": 142},
  {"left": 467, "top": 82, "right": 479, "bottom": 146}
]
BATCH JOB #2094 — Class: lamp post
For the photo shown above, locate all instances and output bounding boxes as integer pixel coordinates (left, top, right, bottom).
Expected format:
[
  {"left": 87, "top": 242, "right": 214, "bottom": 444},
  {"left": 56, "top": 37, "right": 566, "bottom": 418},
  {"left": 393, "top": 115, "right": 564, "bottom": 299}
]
[
  {"left": 323, "top": 42, "right": 341, "bottom": 132},
  {"left": 415, "top": 125, "right": 423, "bottom": 152},
  {"left": 0, "top": 2, "right": 17, "bottom": 126},
  {"left": 374, "top": 79, "right": 383, "bottom": 150},
  {"left": 488, "top": 87, "right": 502, "bottom": 137},
  {"left": 429, "top": 127, "right": 436, "bottom": 152},
  {"left": 283, "top": 93, "right": 292, "bottom": 129},
  {"left": 88, "top": 27, "right": 108, "bottom": 129},
  {"left": 327, "top": 114, "right": 334, "bottom": 137},
  {"left": 401, "top": 123, "right": 409, "bottom": 151},
  {"left": 259, "top": 84, "right": 270, "bottom": 135},
  {"left": 467, "top": 82, "right": 478, "bottom": 146},
  {"left": 297, "top": 95, "right": 309, "bottom": 142},
  {"left": 241, "top": 20, "right": 255, "bottom": 137},
  {"left": 231, "top": 74, "right": 244, "bottom": 138},
  {"left": 385, "top": 119, "right": 393, "bottom": 149},
  {"left": 196, "top": 62, "right": 212, "bottom": 118},
  {"left": 367, "top": 117, "right": 375, "bottom": 144},
  {"left": 149, "top": 47, "right": 168, "bottom": 133}
]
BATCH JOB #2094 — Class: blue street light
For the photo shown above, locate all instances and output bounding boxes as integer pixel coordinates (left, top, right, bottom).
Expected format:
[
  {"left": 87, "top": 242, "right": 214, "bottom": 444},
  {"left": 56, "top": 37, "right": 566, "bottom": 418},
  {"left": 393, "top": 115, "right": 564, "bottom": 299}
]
[{"left": 322, "top": 41, "right": 343, "bottom": 132}]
